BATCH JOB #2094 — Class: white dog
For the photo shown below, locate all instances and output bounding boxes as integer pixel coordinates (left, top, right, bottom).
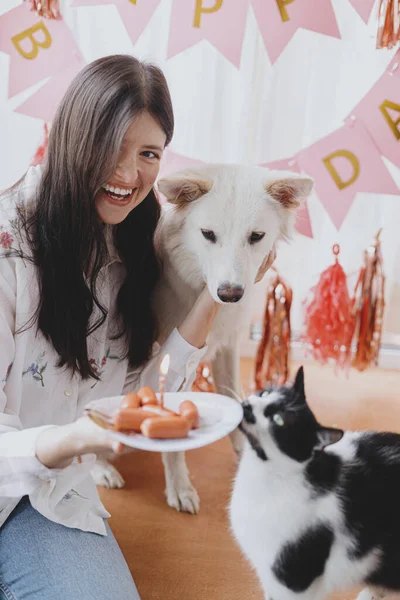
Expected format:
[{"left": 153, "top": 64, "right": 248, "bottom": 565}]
[{"left": 92, "top": 164, "right": 313, "bottom": 513}]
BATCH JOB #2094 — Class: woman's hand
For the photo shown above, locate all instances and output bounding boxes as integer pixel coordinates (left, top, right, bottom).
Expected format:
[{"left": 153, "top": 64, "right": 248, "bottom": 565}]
[
  {"left": 36, "top": 416, "right": 125, "bottom": 469},
  {"left": 255, "top": 245, "right": 277, "bottom": 283}
]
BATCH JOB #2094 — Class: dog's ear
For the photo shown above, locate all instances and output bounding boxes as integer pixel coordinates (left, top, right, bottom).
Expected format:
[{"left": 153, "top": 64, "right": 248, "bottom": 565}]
[
  {"left": 265, "top": 176, "right": 313, "bottom": 210},
  {"left": 157, "top": 176, "right": 212, "bottom": 205}
]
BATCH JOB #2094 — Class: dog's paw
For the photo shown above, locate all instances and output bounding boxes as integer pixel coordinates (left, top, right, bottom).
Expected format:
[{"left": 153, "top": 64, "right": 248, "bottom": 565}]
[
  {"left": 91, "top": 460, "right": 125, "bottom": 489},
  {"left": 165, "top": 481, "right": 200, "bottom": 514}
]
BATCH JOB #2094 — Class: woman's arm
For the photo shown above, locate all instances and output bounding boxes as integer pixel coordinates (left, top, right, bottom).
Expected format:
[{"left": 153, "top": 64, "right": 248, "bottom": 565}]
[
  {"left": 123, "top": 287, "right": 220, "bottom": 396},
  {"left": 34, "top": 417, "right": 121, "bottom": 469},
  {"left": 0, "top": 252, "right": 120, "bottom": 478},
  {"left": 177, "top": 287, "right": 219, "bottom": 349}
]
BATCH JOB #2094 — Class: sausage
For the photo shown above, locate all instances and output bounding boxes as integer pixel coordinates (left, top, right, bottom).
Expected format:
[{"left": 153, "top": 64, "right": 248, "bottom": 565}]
[
  {"left": 142, "top": 405, "right": 178, "bottom": 418},
  {"left": 120, "top": 392, "right": 141, "bottom": 410},
  {"left": 140, "top": 416, "right": 191, "bottom": 439},
  {"left": 179, "top": 400, "right": 200, "bottom": 429},
  {"left": 137, "top": 386, "right": 158, "bottom": 406},
  {"left": 112, "top": 408, "right": 157, "bottom": 432}
]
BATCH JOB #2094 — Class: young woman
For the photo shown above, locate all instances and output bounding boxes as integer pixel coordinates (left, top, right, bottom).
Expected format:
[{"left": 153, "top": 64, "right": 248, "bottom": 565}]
[
  {"left": 0, "top": 54, "right": 276, "bottom": 599},
  {"left": 0, "top": 54, "right": 222, "bottom": 600}
]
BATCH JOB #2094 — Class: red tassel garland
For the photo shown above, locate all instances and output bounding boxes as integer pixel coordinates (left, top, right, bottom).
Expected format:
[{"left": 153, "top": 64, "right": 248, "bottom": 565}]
[{"left": 301, "top": 245, "right": 355, "bottom": 370}]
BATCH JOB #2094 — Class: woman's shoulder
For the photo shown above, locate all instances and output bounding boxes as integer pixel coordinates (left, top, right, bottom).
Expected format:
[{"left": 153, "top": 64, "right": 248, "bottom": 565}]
[{"left": 0, "top": 165, "right": 42, "bottom": 256}]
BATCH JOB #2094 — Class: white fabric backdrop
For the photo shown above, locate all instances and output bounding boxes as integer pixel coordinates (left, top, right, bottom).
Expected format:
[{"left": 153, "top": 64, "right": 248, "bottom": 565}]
[{"left": 1, "top": 0, "right": 399, "bottom": 347}]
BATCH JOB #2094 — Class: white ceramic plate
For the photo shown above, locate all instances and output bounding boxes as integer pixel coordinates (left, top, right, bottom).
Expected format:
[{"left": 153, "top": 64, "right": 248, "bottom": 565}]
[{"left": 85, "top": 391, "right": 243, "bottom": 452}]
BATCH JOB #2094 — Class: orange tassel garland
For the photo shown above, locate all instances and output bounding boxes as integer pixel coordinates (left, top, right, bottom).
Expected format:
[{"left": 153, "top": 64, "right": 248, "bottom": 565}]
[
  {"left": 254, "top": 270, "right": 292, "bottom": 391},
  {"left": 376, "top": 0, "right": 400, "bottom": 49},
  {"left": 28, "top": 0, "right": 60, "bottom": 19},
  {"left": 352, "top": 230, "right": 385, "bottom": 371}
]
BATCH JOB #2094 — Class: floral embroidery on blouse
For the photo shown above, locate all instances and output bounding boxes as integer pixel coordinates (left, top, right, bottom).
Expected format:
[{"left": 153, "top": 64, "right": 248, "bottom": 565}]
[
  {"left": 90, "top": 347, "right": 119, "bottom": 388},
  {"left": 1, "top": 363, "right": 13, "bottom": 384},
  {"left": 0, "top": 219, "right": 20, "bottom": 255},
  {"left": 22, "top": 351, "right": 47, "bottom": 387}
]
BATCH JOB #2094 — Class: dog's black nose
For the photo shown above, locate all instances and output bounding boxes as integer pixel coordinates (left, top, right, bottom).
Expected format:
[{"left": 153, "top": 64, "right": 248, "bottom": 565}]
[
  {"left": 242, "top": 400, "right": 256, "bottom": 424},
  {"left": 217, "top": 283, "right": 244, "bottom": 303}
]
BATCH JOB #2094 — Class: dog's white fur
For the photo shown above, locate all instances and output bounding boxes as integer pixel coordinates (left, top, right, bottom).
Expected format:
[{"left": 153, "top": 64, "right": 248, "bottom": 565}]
[{"left": 92, "top": 164, "right": 313, "bottom": 513}]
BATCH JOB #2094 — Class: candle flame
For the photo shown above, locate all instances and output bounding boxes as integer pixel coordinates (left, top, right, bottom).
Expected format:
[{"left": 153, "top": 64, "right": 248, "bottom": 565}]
[
  {"left": 202, "top": 366, "right": 210, "bottom": 378},
  {"left": 160, "top": 354, "right": 170, "bottom": 376}
]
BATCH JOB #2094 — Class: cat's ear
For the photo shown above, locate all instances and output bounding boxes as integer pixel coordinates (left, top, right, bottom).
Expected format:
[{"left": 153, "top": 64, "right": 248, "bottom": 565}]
[
  {"left": 293, "top": 366, "right": 305, "bottom": 403},
  {"left": 317, "top": 427, "right": 344, "bottom": 449}
]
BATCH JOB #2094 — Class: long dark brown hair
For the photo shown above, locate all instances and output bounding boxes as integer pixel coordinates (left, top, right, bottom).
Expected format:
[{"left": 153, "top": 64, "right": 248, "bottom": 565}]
[{"left": 7, "top": 54, "right": 174, "bottom": 380}]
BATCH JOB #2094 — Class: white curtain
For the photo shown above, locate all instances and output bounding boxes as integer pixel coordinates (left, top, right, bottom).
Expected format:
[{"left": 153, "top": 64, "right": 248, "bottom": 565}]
[{"left": 1, "top": 0, "right": 399, "bottom": 350}]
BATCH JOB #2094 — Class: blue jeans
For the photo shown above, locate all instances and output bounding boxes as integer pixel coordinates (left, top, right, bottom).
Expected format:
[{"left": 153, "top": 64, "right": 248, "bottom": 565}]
[{"left": 0, "top": 497, "right": 140, "bottom": 600}]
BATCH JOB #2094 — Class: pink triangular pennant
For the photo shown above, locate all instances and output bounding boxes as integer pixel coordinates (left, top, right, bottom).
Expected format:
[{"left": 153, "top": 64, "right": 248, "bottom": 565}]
[
  {"left": 349, "top": 71, "right": 400, "bottom": 170},
  {"left": 261, "top": 157, "right": 313, "bottom": 238},
  {"left": 15, "top": 57, "right": 85, "bottom": 122},
  {"left": 348, "top": 0, "right": 376, "bottom": 23},
  {"left": 251, "top": 0, "right": 340, "bottom": 64},
  {"left": 167, "top": 0, "right": 250, "bottom": 67},
  {"left": 158, "top": 150, "right": 205, "bottom": 178},
  {"left": 0, "top": 3, "right": 82, "bottom": 98},
  {"left": 295, "top": 200, "right": 313, "bottom": 238},
  {"left": 298, "top": 121, "right": 399, "bottom": 230},
  {"left": 71, "top": 0, "right": 161, "bottom": 46},
  {"left": 157, "top": 150, "right": 205, "bottom": 203}
]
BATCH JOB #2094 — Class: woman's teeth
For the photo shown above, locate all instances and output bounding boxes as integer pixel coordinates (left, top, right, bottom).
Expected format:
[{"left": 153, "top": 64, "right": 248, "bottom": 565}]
[{"left": 102, "top": 184, "right": 134, "bottom": 201}]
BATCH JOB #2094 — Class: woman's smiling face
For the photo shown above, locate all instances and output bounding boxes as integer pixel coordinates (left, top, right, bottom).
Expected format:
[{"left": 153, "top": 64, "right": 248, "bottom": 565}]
[{"left": 95, "top": 111, "right": 166, "bottom": 225}]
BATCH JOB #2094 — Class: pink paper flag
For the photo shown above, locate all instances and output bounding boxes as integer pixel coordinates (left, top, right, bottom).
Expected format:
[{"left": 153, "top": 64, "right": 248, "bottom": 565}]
[
  {"left": 167, "top": 0, "right": 250, "bottom": 67},
  {"left": 0, "top": 3, "right": 82, "bottom": 98},
  {"left": 298, "top": 121, "right": 399, "bottom": 230},
  {"left": 157, "top": 150, "right": 205, "bottom": 203},
  {"left": 251, "top": 0, "right": 340, "bottom": 64},
  {"left": 350, "top": 71, "right": 400, "bottom": 169},
  {"left": 348, "top": 0, "right": 375, "bottom": 23},
  {"left": 71, "top": 0, "right": 161, "bottom": 46},
  {"left": 158, "top": 150, "right": 205, "bottom": 179},
  {"left": 15, "top": 57, "right": 85, "bottom": 122},
  {"left": 262, "top": 158, "right": 313, "bottom": 238}
]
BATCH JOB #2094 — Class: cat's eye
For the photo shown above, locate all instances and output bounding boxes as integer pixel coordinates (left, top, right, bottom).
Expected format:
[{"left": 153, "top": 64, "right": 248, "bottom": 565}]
[
  {"left": 249, "top": 232, "right": 265, "bottom": 244},
  {"left": 273, "top": 413, "right": 285, "bottom": 427},
  {"left": 201, "top": 229, "right": 217, "bottom": 243}
]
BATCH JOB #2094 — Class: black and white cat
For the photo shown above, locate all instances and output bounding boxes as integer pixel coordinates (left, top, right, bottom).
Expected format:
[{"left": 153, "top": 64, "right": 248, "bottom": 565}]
[{"left": 229, "top": 366, "right": 400, "bottom": 600}]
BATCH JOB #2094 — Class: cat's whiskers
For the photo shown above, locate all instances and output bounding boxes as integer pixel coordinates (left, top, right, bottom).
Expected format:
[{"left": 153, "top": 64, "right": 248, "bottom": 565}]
[{"left": 216, "top": 383, "right": 244, "bottom": 404}]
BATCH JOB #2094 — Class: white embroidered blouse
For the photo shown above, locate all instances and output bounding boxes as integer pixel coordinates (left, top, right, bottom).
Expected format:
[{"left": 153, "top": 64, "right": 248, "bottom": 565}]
[{"left": 0, "top": 166, "right": 206, "bottom": 535}]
